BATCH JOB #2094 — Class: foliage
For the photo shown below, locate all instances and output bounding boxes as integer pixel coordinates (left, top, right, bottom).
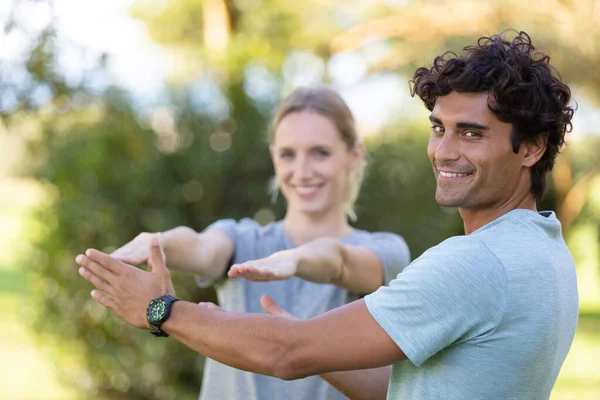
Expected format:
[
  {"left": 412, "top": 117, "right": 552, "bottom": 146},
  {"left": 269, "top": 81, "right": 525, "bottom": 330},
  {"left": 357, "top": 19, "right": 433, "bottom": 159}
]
[{"left": 3, "top": 0, "right": 599, "bottom": 398}]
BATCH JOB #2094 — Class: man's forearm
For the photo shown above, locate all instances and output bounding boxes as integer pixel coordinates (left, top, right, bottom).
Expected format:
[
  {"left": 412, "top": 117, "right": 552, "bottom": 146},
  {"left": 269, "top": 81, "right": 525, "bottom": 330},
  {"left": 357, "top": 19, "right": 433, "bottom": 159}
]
[
  {"left": 162, "top": 301, "right": 302, "bottom": 379},
  {"left": 161, "top": 299, "right": 400, "bottom": 382},
  {"left": 321, "top": 367, "right": 391, "bottom": 400}
]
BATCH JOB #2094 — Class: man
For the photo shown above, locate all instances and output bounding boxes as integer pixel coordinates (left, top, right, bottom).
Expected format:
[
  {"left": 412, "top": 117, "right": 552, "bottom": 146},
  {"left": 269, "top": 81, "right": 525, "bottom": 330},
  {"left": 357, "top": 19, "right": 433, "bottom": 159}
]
[{"left": 77, "top": 31, "right": 578, "bottom": 399}]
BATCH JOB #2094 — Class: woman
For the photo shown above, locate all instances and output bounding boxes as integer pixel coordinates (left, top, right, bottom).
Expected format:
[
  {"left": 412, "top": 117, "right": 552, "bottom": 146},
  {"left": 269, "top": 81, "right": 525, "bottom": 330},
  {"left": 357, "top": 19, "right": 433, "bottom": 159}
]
[{"left": 112, "top": 85, "right": 410, "bottom": 400}]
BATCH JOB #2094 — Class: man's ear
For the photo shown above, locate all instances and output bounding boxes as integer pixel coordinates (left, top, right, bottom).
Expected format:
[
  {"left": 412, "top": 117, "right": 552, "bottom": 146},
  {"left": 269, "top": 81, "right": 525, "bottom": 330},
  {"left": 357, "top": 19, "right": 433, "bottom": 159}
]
[{"left": 522, "top": 135, "right": 547, "bottom": 168}]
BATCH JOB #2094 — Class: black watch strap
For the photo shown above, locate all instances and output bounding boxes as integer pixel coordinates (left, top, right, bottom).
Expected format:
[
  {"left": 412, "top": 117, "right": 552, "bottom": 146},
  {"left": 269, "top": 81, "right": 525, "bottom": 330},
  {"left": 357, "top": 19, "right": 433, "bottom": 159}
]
[{"left": 147, "top": 294, "right": 180, "bottom": 337}]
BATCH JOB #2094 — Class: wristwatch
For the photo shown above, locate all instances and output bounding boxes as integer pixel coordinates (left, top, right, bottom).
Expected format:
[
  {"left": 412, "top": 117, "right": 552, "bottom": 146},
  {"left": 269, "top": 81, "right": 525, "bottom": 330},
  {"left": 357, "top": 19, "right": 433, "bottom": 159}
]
[{"left": 146, "top": 294, "right": 180, "bottom": 337}]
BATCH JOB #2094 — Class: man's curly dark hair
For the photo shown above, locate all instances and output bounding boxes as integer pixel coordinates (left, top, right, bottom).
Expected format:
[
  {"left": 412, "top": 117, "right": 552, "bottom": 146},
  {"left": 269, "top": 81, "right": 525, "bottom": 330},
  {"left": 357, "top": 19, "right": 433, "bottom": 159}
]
[{"left": 410, "top": 30, "right": 574, "bottom": 199}]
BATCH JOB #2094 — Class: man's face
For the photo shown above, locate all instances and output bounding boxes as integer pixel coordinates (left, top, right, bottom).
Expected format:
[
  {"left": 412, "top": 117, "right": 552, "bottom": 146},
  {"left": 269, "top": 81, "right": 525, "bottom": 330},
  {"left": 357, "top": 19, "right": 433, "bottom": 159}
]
[{"left": 427, "top": 91, "right": 527, "bottom": 210}]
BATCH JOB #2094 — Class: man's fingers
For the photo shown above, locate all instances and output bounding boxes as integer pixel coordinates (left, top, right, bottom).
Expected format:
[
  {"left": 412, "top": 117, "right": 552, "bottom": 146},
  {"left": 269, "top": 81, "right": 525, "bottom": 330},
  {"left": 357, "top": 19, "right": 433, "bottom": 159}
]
[
  {"left": 148, "top": 239, "right": 168, "bottom": 275},
  {"left": 260, "top": 295, "right": 296, "bottom": 320},
  {"left": 79, "top": 266, "right": 114, "bottom": 295},
  {"left": 76, "top": 255, "right": 117, "bottom": 283},
  {"left": 113, "top": 255, "right": 144, "bottom": 266},
  {"left": 86, "top": 249, "right": 124, "bottom": 275},
  {"left": 91, "top": 289, "right": 118, "bottom": 311}
]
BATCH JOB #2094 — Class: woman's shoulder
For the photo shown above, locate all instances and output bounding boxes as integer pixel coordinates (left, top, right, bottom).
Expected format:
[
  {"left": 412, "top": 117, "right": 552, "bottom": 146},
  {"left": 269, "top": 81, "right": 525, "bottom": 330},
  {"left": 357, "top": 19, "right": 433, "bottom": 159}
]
[
  {"left": 214, "top": 217, "right": 284, "bottom": 238},
  {"left": 347, "top": 228, "right": 407, "bottom": 244}
]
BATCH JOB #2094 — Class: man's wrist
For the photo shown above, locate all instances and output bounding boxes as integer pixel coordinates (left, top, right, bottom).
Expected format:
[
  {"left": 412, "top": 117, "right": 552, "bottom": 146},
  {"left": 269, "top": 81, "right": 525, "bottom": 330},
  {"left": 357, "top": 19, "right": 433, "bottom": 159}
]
[{"left": 160, "top": 300, "right": 184, "bottom": 335}]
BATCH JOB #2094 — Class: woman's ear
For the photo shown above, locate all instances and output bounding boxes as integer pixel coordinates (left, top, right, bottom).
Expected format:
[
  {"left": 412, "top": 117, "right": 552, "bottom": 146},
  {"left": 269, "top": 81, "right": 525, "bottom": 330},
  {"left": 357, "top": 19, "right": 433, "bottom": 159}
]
[
  {"left": 269, "top": 144, "right": 276, "bottom": 167},
  {"left": 350, "top": 140, "right": 366, "bottom": 170},
  {"left": 522, "top": 135, "right": 547, "bottom": 168}
]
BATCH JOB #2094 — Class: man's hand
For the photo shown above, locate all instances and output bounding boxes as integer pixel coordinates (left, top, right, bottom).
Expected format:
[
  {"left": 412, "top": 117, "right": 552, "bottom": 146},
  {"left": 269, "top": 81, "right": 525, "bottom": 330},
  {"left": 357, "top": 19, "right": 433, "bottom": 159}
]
[
  {"left": 259, "top": 295, "right": 296, "bottom": 320},
  {"left": 76, "top": 239, "right": 175, "bottom": 329},
  {"left": 228, "top": 249, "right": 299, "bottom": 281}
]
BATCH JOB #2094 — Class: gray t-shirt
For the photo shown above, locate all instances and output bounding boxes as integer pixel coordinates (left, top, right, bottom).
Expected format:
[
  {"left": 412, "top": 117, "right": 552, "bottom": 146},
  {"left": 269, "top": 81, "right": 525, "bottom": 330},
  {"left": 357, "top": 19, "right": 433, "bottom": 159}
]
[
  {"left": 365, "top": 210, "right": 579, "bottom": 400},
  {"left": 198, "top": 218, "right": 410, "bottom": 400}
]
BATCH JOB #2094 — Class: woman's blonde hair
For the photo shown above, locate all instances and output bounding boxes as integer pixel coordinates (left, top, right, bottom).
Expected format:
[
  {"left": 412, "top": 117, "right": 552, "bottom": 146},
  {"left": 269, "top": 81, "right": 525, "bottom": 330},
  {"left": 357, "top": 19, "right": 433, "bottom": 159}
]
[{"left": 268, "top": 85, "right": 366, "bottom": 221}]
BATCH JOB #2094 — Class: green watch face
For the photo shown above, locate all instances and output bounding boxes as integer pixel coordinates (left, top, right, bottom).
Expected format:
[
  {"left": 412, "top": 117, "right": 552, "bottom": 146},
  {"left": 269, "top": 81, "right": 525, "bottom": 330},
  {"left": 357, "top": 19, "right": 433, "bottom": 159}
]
[{"left": 147, "top": 299, "right": 167, "bottom": 323}]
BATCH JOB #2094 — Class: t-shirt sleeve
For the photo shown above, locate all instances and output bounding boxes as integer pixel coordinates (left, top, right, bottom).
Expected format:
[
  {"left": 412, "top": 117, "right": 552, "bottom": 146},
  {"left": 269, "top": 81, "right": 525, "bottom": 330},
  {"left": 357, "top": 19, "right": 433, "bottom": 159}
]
[
  {"left": 204, "top": 218, "right": 240, "bottom": 244},
  {"left": 360, "top": 232, "right": 411, "bottom": 286},
  {"left": 364, "top": 238, "right": 507, "bottom": 367}
]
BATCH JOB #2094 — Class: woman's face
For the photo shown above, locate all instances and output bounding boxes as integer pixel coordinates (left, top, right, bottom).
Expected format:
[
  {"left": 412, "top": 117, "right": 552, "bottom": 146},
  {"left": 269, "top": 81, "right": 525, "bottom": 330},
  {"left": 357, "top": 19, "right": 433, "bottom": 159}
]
[{"left": 271, "top": 111, "right": 361, "bottom": 219}]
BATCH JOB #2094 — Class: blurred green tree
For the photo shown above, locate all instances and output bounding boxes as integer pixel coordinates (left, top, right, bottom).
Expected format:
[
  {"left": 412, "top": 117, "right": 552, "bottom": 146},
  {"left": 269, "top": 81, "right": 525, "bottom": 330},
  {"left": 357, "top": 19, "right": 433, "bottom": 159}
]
[{"left": 3, "top": 0, "right": 599, "bottom": 399}]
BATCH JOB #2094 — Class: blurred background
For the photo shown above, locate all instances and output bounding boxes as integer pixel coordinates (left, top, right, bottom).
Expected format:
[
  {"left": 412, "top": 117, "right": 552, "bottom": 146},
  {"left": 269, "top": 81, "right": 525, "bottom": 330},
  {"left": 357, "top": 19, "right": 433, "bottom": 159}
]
[{"left": 1, "top": 0, "right": 599, "bottom": 399}]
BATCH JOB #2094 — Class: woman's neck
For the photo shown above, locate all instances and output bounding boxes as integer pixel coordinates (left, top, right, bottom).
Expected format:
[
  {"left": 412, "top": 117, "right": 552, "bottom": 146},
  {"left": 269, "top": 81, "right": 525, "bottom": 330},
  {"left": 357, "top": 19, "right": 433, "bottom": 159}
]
[{"left": 283, "top": 210, "right": 353, "bottom": 246}]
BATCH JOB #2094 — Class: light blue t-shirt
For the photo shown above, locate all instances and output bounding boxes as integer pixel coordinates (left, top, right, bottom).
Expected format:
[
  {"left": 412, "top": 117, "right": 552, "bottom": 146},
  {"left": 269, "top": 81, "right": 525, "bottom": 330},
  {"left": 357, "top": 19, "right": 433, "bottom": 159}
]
[
  {"left": 198, "top": 218, "right": 411, "bottom": 400},
  {"left": 365, "top": 210, "right": 579, "bottom": 400}
]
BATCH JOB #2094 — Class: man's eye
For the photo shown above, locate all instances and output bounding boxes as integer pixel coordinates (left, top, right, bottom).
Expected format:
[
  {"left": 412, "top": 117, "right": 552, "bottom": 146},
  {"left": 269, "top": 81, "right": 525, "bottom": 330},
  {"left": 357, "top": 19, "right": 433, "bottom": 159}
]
[
  {"left": 464, "top": 131, "right": 481, "bottom": 138},
  {"left": 431, "top": 126, "right": 444, "bottom": 134}
]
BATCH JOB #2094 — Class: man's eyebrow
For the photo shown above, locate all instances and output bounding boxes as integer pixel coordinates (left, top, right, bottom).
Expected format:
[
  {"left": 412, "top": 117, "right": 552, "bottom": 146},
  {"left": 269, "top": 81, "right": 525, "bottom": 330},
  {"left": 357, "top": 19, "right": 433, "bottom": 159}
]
[
  {"left": 429, "top": 115, "right": 442, "bottom": 124},
  {"left": 456, "top": 121, "right": 489, "bottom": 130},
  {"left": 428, "top": 115, "right": 489, "bottom": 130}
]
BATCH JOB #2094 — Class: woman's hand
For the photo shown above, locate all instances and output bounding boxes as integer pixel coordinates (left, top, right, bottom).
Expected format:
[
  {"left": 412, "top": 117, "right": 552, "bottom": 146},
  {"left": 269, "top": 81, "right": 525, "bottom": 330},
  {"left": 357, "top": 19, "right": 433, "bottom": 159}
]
[
  {"left": 228, "top": 249, "right": 300, "bottom": 281},
  {"left": 112, "top": 232, "right": 162, "bottom": 266}
]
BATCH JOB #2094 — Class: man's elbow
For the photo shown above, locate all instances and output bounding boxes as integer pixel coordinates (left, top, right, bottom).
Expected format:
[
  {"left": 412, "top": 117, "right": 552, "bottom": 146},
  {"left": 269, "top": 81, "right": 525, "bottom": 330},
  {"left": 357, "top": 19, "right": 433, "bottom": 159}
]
[
  {"left": 268, "top": 337, "right": 321, "bottom": 381},
  {"left": 271, "top": 352, "right": 314, "bottom": 381}
]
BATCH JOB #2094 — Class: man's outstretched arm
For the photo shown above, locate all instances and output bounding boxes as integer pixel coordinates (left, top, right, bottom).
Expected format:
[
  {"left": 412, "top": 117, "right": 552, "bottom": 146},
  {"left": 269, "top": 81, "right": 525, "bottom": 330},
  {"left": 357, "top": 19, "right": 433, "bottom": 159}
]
[
  {"left": 162, "top": 297, "right": 401, "bottom": 380},
  {"left": 76, "top": 240, "right": 405, "bottom": 387},
  {"left": 257, "top": 295, "right": 392, "bottom": 400}
]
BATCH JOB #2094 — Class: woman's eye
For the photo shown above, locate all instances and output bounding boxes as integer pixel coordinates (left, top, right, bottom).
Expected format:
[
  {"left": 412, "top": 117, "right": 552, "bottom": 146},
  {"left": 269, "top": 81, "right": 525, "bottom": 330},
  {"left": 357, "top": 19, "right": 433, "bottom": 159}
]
[
  {"left": 279, "top": 152, "right": 294, "bottom": 159},
  {"left": 315, "top": 150, "right": 330, "bottom": 158}
]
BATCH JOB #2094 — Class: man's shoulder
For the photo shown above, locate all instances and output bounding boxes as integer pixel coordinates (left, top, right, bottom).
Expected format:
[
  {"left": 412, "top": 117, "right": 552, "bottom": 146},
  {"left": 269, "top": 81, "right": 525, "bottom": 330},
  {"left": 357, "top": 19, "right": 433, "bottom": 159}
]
[
  {"left": 413, "top": 235, "right": 504, "bottom": 277},
  {"left": 429, "top": 235, "right": 493, "bottom": 256}
]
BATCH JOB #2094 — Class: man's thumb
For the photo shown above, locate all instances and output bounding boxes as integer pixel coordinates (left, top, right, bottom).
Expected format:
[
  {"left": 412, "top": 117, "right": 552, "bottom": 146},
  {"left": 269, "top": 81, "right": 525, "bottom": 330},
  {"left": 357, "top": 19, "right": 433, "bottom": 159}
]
[
  {"left": 260, "top": 295, "right": 296, "bottom": 320},
  {"left": 148, "top": 239, "right": 168, "bottom": 274}
]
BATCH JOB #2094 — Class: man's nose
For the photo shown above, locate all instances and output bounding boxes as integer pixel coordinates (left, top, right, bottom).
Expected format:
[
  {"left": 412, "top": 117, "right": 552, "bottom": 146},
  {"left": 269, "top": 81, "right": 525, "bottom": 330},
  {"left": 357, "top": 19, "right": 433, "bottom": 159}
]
[{"left": 431, "top": 131, "right": 460, "bottom": 163}]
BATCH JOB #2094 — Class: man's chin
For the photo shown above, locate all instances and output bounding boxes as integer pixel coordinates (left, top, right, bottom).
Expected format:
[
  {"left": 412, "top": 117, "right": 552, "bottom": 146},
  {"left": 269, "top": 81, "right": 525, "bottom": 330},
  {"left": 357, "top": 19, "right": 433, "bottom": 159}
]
[{"left": 435, "top": 193, "right": 464, "bottom": 208}]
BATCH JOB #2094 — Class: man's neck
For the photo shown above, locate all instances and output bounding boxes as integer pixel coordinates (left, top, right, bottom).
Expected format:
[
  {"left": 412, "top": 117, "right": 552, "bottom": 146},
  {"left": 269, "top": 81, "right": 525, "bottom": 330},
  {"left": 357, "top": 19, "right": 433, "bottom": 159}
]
[
  {"left": 459, "top": 195, "right": 538, "bottom": 235},
  {"left": 283, "top": 210, "right": 353, "bottom": 246}
]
